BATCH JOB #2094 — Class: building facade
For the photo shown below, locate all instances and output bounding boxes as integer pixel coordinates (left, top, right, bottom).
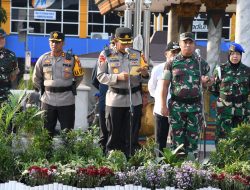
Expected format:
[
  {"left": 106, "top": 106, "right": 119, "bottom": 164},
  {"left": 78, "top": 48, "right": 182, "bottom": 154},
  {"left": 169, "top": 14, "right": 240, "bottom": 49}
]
[{"left": 1, "top": 0, "right": 234, "bottom": 61}]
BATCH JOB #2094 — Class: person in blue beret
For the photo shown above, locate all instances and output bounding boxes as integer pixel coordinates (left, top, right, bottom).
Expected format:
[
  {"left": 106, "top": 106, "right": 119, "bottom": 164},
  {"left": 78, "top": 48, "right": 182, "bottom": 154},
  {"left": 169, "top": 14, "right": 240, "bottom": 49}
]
[{"left": 209, "top": 42, "right": 250, "bottom": 144}]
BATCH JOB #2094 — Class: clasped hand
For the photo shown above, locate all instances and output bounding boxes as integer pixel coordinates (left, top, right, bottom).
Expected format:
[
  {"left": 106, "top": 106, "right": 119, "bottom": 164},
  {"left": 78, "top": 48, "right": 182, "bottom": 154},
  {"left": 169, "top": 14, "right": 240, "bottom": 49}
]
[{"left": 201, "top": 75, "right": 214, "bottom": 87}]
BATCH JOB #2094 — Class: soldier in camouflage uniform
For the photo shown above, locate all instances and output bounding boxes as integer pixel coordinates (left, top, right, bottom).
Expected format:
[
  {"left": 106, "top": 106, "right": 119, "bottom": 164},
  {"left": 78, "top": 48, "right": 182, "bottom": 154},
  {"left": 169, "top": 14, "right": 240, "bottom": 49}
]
[
  {"left": 159, "top": 32, "right": 212, "bottom": 155},
  {"left": 0, "top": 28, "right": 19, "bottom": 104},
  {"left": 33, "top": 31, "right": 84, "bottom": 136},
  {"left": 209, "top": 42, "right": 250, "bottom": 143}
]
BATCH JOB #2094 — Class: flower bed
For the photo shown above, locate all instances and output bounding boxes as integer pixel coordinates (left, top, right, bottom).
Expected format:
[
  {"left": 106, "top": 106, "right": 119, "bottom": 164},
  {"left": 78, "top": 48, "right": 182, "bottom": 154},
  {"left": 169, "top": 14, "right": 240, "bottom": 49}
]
[
  {"left": 20, "top": 163, "right": 250, "bottom": 190},
  {"left": 1, "top": 95, "right": 250, "bottom": 190}
]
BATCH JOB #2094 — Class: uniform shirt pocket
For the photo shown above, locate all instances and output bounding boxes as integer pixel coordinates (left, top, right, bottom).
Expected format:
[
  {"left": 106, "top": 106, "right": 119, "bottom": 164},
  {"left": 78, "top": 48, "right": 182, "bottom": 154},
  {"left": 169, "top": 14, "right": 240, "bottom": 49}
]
[
  {"left": 43, "top": 67, "right": 53, "bottom": 80},
  {"left": 63, "top": 66, "right": 73, "bottom": 79}
]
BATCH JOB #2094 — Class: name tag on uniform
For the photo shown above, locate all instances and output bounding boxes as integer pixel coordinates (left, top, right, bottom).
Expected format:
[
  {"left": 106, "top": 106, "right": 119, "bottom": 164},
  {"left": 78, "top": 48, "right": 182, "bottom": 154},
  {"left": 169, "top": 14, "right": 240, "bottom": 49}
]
[
  {"left": 110, "top": 62, "right": 120, "bottom": 67},
  {"left": 130, "top": 61, "right": 139, "bottom": 66},
  {"left": 44, "top": 59, "right": 51, "bottom": 64}
]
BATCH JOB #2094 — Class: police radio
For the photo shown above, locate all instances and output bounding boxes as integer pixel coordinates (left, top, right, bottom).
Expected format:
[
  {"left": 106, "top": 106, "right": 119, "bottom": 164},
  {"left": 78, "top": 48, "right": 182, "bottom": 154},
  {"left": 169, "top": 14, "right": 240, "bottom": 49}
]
[
  {"left": 66, "top": 49, "right": 73, "bottom": 60},
  {"left": 104, "top": 45, "right": 111, "bottom": 57}
]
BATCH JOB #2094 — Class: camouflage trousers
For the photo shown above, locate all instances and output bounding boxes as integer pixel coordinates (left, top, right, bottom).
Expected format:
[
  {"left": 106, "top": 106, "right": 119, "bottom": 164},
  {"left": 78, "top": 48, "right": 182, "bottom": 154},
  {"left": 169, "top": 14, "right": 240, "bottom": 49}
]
[
  {"left": 170, "top": 111, "right": 203, "bottom": 154},
  {"left": 215, "top": 114, "right": 249, "bottom": 143}
]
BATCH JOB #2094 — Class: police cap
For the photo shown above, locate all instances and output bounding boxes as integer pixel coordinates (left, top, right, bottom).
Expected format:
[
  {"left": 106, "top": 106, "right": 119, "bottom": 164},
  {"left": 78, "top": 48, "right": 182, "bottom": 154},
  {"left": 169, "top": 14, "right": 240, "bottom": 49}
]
[
  {"left": 0, "top": 28, "right": 7, "bottom": 38},
  {"left": 179, "top": 32, "right": 195, "bottom": 41},
  {"left": 229, "top": 42, "right": 245, "bottom": 54},
  {"left": 49, "top": 31, "right": 65, "bottom": 42},
  {"left": 165, "top": 41, "right": 180, "bottom": 51},
  {"left": 115, "top": 27, "right": 133, "bottom": 44}
]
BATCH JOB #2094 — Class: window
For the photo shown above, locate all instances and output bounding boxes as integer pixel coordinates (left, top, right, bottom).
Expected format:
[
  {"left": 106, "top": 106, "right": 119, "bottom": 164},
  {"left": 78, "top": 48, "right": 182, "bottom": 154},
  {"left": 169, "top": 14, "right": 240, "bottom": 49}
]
[
  {"left": 193, "top": 13, "right": 231, "bottom": 41},
  {"left": 88, "top": 0, "right": 122, "bottom": 37},
  {"left": 11, "top": 0, "right": 79, "bottom": 36}
]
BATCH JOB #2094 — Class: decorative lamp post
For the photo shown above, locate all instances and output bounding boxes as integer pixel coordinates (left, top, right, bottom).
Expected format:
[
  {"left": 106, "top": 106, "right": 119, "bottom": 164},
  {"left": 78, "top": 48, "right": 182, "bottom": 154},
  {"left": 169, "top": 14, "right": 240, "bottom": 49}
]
[
  {"left": 143, "top": 0, "right": 152, "bottom": 63},
  {"left": 124, "top": 0, "right": 134, "bottom": 28}
]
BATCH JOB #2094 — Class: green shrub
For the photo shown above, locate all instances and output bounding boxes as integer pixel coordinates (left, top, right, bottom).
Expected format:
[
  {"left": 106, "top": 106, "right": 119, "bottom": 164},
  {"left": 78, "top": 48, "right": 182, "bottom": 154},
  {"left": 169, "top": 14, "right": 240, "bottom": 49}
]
[
  {"left": 224, "top": 161, "right": 250, "bottom": 176},
  {"left": 128, "top": 138, "right": 156, "bottom": 167},
  {"left": 106, "top": 150, "right": 127, "bottom": 171},
  {"left": 210, "top": 123, "right": 250, "bottom": 168},
  {"left": 0, "top": 135, "right": 19, "bottom": 182},
  {"left": 18, "top": 68, "right": 34, "bottom": 90},
  {"left": 49, "top": 128, "right": 105, "bottom": 165}
]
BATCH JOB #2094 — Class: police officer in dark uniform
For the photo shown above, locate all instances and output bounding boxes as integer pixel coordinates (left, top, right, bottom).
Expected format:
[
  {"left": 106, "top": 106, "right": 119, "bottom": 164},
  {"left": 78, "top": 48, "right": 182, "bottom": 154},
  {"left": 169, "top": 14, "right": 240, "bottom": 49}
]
[
  {"left": 32, "top": 31, "right": 84, "bottom": 136},
  {"left": 97, "top": 27, "right": 149, "bottom": 156},
  {"left": 0, "top": 28, "right": 19, "bottom": 104}
]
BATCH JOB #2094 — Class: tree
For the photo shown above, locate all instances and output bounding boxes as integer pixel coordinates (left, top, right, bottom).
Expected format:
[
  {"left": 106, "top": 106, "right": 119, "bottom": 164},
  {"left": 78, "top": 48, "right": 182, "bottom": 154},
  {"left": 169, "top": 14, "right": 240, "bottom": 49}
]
[{"left": 0, "top": 3, "right": 8, "bottom": 27}]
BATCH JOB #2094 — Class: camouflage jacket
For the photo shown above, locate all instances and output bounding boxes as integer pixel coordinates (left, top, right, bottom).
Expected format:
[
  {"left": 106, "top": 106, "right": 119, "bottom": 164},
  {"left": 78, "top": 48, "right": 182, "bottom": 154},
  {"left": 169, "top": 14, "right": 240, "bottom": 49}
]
[
  {"left": 0, "top": 48, "right": 18, "bottom": 103},
  {"left": 209, "top": 61, "right": 250, "bottom": 116},
  {"left": 165, "top": 53, "right": 210, "bottom": 112}
]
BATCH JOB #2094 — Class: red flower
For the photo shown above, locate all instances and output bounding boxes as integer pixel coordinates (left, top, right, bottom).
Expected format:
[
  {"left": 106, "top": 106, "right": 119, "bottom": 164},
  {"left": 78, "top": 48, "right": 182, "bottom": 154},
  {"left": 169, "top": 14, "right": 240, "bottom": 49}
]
[
  {"left": 99, "top": 167, "right": 114, "bottom": 176},
  {"left": 77, "top": 168, "right": 87, "bottom": 174},
  {"left": 50, "top": 165, "right": 57, "bottom": 170},
  {"left": 217, "top": 173, "right": 225, "bottom": 180},
  {"left": 211, "top": 173, "right": 225, "bottom": 181},
  {"left": 28, "top": 166, "right": 41, "bottom": 172}
]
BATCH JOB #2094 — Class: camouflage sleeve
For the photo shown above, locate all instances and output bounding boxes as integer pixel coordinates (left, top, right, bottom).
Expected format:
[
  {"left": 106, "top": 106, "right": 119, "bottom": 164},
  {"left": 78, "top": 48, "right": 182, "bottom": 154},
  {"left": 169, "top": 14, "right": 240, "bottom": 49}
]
[
  {"left": 96, "top": 51, "right": 117, "bottom": 85},
  {"left": 248, "top": 67, "right": 250, "bottom": 90},
  {"left": 201, "top": 59, "right": 210, "bottom": 76},
  {"left": 8, "top": 51, "right": 19, "bottom": 81},
  {"left": 9, "top": 51, "right": 18, "bottom": 71},
  {"left": 208, "top": 65, "right": 220, "bottom": 96},
  {"left": 161, "top": 61, "right": 172, "bottom": 80}
]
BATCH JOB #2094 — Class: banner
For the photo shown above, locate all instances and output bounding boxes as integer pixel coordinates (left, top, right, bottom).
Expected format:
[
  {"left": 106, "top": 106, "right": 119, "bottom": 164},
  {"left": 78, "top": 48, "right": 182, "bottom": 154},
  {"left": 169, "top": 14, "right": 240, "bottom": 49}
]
[{"left": 32, "top": 0, "right": 56, "bottom": 9}]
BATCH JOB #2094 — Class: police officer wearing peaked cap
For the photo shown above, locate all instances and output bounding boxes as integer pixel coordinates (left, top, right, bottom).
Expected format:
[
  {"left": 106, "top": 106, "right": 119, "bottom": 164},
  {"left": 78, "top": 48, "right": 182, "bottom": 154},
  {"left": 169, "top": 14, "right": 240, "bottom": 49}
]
[
  {"left": 97, "top": 27, "right": 149, "bottom": 157},
  {"left": 0, "top": 28, "right": 19, "bottom": 104},
  {"left": 32, "top": 31, "right": 84, "bottom": 137},
  {"left": 49, "top": 31, "right": 65, "bottom": 41},
  {"left": 209, "top": 42, "right": 250, "bottom": 143}
]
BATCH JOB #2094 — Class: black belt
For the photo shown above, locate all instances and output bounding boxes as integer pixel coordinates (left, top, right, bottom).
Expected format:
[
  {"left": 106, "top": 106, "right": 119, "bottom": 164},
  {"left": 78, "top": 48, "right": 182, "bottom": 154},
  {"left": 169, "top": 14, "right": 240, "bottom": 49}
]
[
  {"left": 171, "top": 95, "right": 201, "bottom": 104},
  {"left": 109, "top": 86, "right": 140, "bottom": 95},
  {"left": 45, "top": 86, "right": 72, "bottom": 93},
  {"left": 220, "top": 94, "right": 248, "bottom": 103}
]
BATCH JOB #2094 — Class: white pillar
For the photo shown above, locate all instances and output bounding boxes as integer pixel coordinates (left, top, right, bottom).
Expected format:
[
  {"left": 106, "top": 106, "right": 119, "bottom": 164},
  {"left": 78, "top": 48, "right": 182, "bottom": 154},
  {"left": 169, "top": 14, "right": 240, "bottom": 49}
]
[
  {"left": 124, "top": 0, "right": 134, "bottom": 28},
  {"left": 167, "top": 8, "right": 179, "bottom": 43},
  {"left": 133, "top": 0, "right": 142, "bottom": 37},
  {"left": 235, "top": 0, "right": 250, "bottom": 67},
  {"left": 143, "top": 0, "right": 151, "bottom": 63},
  {"left": 75, "top": 84, "right": 91, "bottom": 130},
  {"left": 156, "top": 14, "right": 163, "bottom": 31},
  {"left": 207, "top": 18, "right": 222, "bottom": 75}
]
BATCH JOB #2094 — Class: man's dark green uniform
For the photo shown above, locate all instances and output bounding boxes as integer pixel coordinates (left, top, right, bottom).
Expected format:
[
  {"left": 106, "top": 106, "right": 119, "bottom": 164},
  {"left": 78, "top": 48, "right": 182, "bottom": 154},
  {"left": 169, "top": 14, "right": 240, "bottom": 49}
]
[
  {"left": 165, "top": 53, "right": 210, "bottom": 154},
  {"left": 0, "top": 29, "right": 18, "bottom": 104},
  {"left": 209, "top": 43, "right": 250, "bottom": 142}
]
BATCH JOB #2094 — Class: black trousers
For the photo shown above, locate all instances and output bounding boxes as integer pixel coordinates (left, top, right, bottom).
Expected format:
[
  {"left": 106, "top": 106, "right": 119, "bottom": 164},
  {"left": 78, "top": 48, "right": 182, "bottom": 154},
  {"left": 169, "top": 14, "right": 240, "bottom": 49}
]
[
  {"left": 99, "top": 109, "right": 108, "bottom": 152},
  {"left": 105, "top": 105, "right": 142, "bottom": 157},
  {"left": 155, "top": 113, "right": 170, "bottom": 152},
  {"left": 41, "top": 103, "right": 75, "bottom": 136}
]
